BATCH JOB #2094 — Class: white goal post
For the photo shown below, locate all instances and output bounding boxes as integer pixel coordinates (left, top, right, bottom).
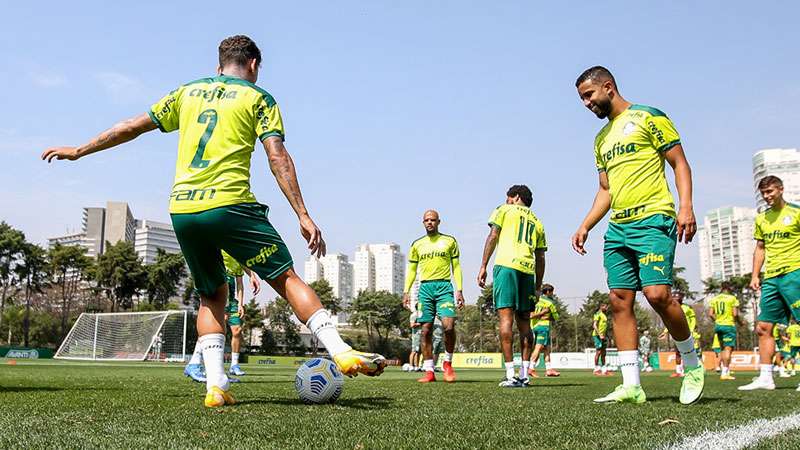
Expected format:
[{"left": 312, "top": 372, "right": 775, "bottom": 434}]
[{"left": 55, "top": 310, "right": 188, "bottom": 362}]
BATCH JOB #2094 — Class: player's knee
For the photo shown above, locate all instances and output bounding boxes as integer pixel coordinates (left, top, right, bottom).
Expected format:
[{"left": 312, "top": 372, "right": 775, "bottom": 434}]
[{"left": 755, "top": 323, "right": 772, "bottom": 337}]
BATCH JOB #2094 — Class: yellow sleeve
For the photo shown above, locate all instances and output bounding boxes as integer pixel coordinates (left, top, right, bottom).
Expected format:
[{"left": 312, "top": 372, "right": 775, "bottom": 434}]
[
  {"left": 754, "top": 217, "right": 763, "bottom": 241},
  {"left": 646, "top": 115, "right": 681, "bottom": 152},
  {"left": 404, "top": 261, "right": 418, "bottom": 294},
  {"left": 488, "top": 206, "right": 505, "bottom": 228},
  {"left": 536, "top": 221, "right": 547, "bottom": 250},
  {"left": 594, "top": 143, "right": 606, "bottom": 173},
  {"left": 733, "top": 298, "right": 740, "bottom": 308},
  {"left": 451, "top": 257, "right": 463, "bottom": 291},
  {"left": 254, "top": 93, "right": 285, "bottom": 142},
  {"left": 550, "top": 303, "right": 559, "bottom": 321},
  {"left": 149, "top": 87, "right": 183, "bottom": 133}
]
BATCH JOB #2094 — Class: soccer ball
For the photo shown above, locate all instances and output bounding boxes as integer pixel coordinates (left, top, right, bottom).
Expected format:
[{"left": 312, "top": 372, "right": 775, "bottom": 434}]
[{"left": 295, "top": 358, "right": 344, "bottom": 404}]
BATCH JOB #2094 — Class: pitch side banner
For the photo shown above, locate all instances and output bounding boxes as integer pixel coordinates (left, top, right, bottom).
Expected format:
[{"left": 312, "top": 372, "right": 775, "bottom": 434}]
[
  {"left": 248, "top": 356, "right": 310, "bottom": 367},
  {"left": 450, "top": 353, "right": 503, "bottom": 369},
  {"left": 550, "top": 352, "right": 593, "bottom": 369},
  {"left": 657, "top": 351, "right": 758, "bottom": 371}
]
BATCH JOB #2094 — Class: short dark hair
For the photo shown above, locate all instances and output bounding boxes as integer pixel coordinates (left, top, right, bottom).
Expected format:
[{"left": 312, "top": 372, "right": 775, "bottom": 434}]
[
  {"left": 219, "top": 35, "right": 262, "bottom": 68},
  {"left": 541, "top": 284, "right": 554, "bottom": 294},
  {"left": 720, "top": 281, "right": 732, "bottom": 292},
  {"left": 507, "top": 185, "right": 533, "bottom": 207},
  {"left": 575, "top": 65, "right": 617, "bottom": 89},
  {"left": 758, "top": 175, "right": 783, "bottom": 190}
]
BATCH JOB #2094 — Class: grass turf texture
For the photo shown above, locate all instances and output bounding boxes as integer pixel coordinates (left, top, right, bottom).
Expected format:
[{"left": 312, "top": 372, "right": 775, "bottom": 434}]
[{"left": 2, "top": 360, "right": 800, "bottom": 449}]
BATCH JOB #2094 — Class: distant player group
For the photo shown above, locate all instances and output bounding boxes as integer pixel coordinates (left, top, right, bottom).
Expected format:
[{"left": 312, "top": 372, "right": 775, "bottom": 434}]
[{"left": 40, "top": 35, "right": 800, "bottom": 407}]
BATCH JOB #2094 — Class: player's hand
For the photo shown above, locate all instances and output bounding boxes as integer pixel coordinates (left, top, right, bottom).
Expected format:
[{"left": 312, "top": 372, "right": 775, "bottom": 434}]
[
  {"left": 238, "top": 305, "right": 245, "bottom": 320},
  {"left": 299, "top": 214, "right": 326, "bottom": 258},
  {"left": 249, "top": 272, "right": 262, "bottom": 295},
  {"left": 455, "top": 291, "right": 465, "bottom": 309},
  {"left": 750, "top": 274, "right": 761, "bottom": 292},
  {"left": 402, "top": 293, "right": 410, "bottom": 309},
  {"left": 677, "top": 207, "right": 697, "bottom": 244},
  {"left": 41, "top": 146, "right": 81, "bottom": 163},
  {"left": 477, "top": 266, "right": 487, "bottom": 288},
  {"left": 571, "top": 227, "right": 589, "bottom": 255}
]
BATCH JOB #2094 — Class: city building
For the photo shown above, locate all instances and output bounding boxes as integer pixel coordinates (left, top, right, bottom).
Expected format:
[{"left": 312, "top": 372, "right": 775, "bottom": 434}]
[
  {"left": 304, "top": 253, "right": 354, "bottom": 323},
  {"left": 698, "top": 206, "right": 757, "bottom": 282},
  {"left": 352, "top": 243, "right": 405, "bottom": 295},
  {"left": 134, "top": 220, "right": 181, "bottom": 265},
  {"left": 753, "top": 148, "right": 800, "bottom": 211},
  {"left": 353, "top": 244, "right": 375, "bottom": 294},
  {"left": 104, "top": 201, "right": 136, "bottom": 247}
]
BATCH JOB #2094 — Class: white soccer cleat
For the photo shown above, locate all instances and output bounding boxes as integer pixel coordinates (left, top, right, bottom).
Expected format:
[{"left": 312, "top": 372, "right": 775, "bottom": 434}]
[{"left": 738, "top": 378, "right": 776, "bottom": 391}]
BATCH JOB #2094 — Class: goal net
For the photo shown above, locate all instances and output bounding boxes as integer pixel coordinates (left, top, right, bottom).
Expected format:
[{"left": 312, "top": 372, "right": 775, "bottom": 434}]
[{"left": 55, "top": 310, "right": 188, "bottom": 362}]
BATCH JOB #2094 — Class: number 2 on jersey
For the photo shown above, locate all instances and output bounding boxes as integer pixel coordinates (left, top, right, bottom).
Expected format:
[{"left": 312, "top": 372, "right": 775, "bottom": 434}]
[
  {"left": 190, "top": 109, "right": 217, "bottom": 169},
  {"left": 517, "top": 217, "right": 535, "bottom": 246}
]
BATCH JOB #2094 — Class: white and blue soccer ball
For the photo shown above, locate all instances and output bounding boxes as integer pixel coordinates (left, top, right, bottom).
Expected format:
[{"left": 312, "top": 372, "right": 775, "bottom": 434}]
[{"left": 295, "top": 358, "right": 344, "bottom": 404}]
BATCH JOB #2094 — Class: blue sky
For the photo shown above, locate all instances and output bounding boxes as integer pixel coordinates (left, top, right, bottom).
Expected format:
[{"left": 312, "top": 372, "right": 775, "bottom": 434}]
[{"left": 2, "top": 2, "right": 798, "bottom": 308}]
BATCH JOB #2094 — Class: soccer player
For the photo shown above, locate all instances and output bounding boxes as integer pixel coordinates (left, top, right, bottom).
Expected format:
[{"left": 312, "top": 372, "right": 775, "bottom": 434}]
[
  {"left": 711, "top": 334, "right": 722, "bottom": 373},
  {"left": 659, "top": 291, "right": 697, "bottom": 378},
  {"left": 639, "top": 330, "right": 653, "bottom": 372},
  {"left": 42, "top": 35, "right": 386, "bottom": 407},
  {"left": 708, "top": 282, "right": 739, "bottom": 381},
  {"left": 403, "top": 210, "right": 464, "bottom": 383},
  {"left": 184, "top": 250, "right": 261, "bottom": 382},
  {"left": 408, "top": 322, "right": 422, "bottom": 372},
  {"left": 592, "top": 303, "right": 609, "bottom": 375},
  {"left": 529, "top": 283, "right": 560, "bottom": 378},
  {"left": 571, "top": 66, "right": 703, "bottom": 404},
  {"left": 787, "top": 320, "right": 800, "bottom": 377},
  {"left": 774, "top": 324, "right": 791, "bottom": 378},
  {"left": 740, "top": 176, "right": 800, "bottom": 391},
  {"left": 478, "top": 185, "right": 546, "bottom": 388}
]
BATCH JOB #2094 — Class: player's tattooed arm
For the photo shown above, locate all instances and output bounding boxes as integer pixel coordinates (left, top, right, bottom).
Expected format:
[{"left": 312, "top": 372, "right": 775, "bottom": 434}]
[
  {"left": 41, "top": 113, "right": 157, "bottom": 162},
  {"left": 665, "top": 145, "right": 696, "bottom": 244},
  {"left": 571, "top": 172, "right": 611, "bottom": 255},
  {"left": 262, "top": 136, "right": 326, "bottom": 257},
  {"left": 477, "top": 225, "right": 500, "bottom": 288}
]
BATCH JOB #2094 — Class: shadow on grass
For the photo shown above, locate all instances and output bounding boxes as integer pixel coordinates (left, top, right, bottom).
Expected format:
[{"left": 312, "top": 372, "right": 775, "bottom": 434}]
[
  {"left": 528, "top": 383, "right": 587, "bottom": 388},
  {"left": 0, "top": 386, "right": 123, "bottom": 393},
  {"left": 645, "top": 396, "right": 741, "bottom": 405},
  {"left": 237, "top": 396, "right": 395, "bottom": 410}
]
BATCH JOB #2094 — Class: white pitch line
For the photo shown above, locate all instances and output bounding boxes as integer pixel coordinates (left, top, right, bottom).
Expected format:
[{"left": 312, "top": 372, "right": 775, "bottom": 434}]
[{"left": 666, "top": 411, "right": 800, "bottom": 450}]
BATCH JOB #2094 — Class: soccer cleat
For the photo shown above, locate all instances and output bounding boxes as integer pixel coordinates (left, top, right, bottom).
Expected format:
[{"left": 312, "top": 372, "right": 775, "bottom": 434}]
[
  {"left": 545, "top": 369, "right": 561, "bottom": 377},
  {"left": 229, "top": 364, "right": 246, "bottom": 376},
  {"left": 183, "top": 363, "right": 206, "bottom": 383},
  {"left": 592, "top": 369, "right": 602, "bottom": 376},
  {"left": 714, "top": 367, "right": 721, "bottom": 373},
  {"left": 593, "top": 384, "right": 646, "bottom": 404},
  {"left": 498, "top": 377, "right": 523, "bottom": 388},
  {"left": 679, "top": 366, "right": 705, "bottom": 405},
  {"left": 443, "top": 361, "right": 456, "bottom": 383},
  {"left": 780, "top": 372, "right": 792, "bottom": 378},
  {"left": 333, "top": 349, "right": 387, "bottom": 377},
  {"left": 515, "top": 376, "right": 531, "bottom": 387},
  {"left": 417, "top": 370, "right": 436, "bottom": 383},
  {"left": 738, "top": 377, "right": 776, "bottom": 391},
  {"left": 528, "top": 369, "right": 540, "bottom": 378},
  {"left": 796, "top": 384, "right": 800, "bottom": 392},
  {"left": 203, "top": 386, "right": 236, "bottom": 408},
  {"left": 720, "top": 374, "right": 736, "bottom": 381}
]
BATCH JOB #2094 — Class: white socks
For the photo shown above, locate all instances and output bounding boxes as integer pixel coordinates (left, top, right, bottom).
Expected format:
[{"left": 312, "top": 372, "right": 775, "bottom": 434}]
[
  {"left": 521, "top": 361, "right": 530, "bottom": 379},
  {"left": 444, "top": 352, "right": 453, "bottom": 362},
  {"left": 188, "top": 343, "right": 203, "bottom": 365},
  {"left": 306, "top": 309, "right": 351, "bottom": 357},
  {"left": 198, "top": 333, "right": 229, "bottom": 391},
  {"left": 619, "top": 350, "right": 640, "bottom": 387},
  {"left": 231, "top": 352, "right": 239, "bottom": 366},
  {"left": 676, "top": 363, "right": 684, "bottom": 375},
  {"left": 760, "top": 364, "right": 774, "bottom": 381},
  {"left": 674, "top": 335, "right": 699, "bottom": 368},
  {"left": 721, "top": 365, "right": 729, "bottom": 376},
  {"left": 545, "top": 361, "right": 552, "bottom": 371},
  {"left": 423, "top": 359, "right": 434, "bottom": 372},
  {"left": 505, "top": 362, "right": 515, "bottom": 380}
]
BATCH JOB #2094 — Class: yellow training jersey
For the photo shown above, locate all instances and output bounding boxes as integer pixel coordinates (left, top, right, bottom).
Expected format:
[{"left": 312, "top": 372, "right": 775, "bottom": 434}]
[
  {"left": 531, "top": 296, "right": 559, "bottom": 328},
  {"left": 593, "top": 311, "right": 608, "bottom": 336},
  {"left": 682, "top": 304, "right": 697, "bottom": 333},
  {"left": 149, "top": 74, "right": 285, "bottom": 214},
  {"left": 754, "top": 203, "right": 800, "bottom": 279},
  {"left": 487, "top": 204, "right": 547, "bottom": 275},
  {"left": 405, "top": 233, "right": 462, "bottom": 291},
  {"left": 221, "top": 250, "right": 244, "bottom": 277},
  {"left": 593, "top": 105, "right": 681, "bottom": 224},
  {"left": 709, "top": 293, "right": 739, "bottom": 326},
  {"left": 787, "top": 324, "right": 800, "bottom": 346}
]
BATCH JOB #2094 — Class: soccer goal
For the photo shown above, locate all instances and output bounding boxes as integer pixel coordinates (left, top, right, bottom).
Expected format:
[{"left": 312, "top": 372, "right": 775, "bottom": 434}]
[{"left": 55, "top": 310, "right": 188, "bottom": 362}]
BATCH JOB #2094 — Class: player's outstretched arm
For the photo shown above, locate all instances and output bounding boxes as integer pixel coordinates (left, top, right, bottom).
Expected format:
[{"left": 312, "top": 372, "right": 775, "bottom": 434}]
[
  {"left": 477, "top": 226, "right": 500, "bottom": 288},
  {"left": 41, "top": 113, "right": 157, "bottom": 163},
  {"left": 571, "top": 172, "right": 611, "bottom": 255},
  {"left": 262, "top": 136, "right": 326, "bottom": 257},
  {"left": 665, "top": 145, "right": 696, "bottom": 244}
]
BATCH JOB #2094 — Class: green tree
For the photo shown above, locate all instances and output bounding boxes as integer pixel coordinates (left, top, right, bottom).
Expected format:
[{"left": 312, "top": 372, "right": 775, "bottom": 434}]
[
  {"left": 48, "top": 243, "right": 92, "bottom": 337},
  {"left": 671, "top": 266, "right": 697, "bottom": 300},
  {"left": 145, "top": 249, "right": 187, "bottom": 309},
  {"left": 265, "top": 297, "right": 304, "bottom": 355},
  {"left": 309, "top": 279, "right": 341, "bottom": 315},
  {"left": 260, "top": 327, "right": 278, "bottom": 354},
  {"left": 93, "top": 241, "right": 146, "bottom": 312},
  {"left": 182, "top": 277, "right": 201, "bottom": 310},
  {"left": 15, "top": 243, "right": 48, "bottom": 347},
  {"left": 348, "top": 290, "right": 408, "bottom": 354},
  {"left": 0, "top": 222, "right": 26, "bottom": 337},
  {"left": 242, "top": 298, "right": 264, "bottom": 348}
]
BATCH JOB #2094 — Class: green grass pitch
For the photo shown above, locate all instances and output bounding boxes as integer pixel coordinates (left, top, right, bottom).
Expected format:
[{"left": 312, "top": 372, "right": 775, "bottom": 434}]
[{"left": 2, "top": 360, "right": 800, "bottom": 449}]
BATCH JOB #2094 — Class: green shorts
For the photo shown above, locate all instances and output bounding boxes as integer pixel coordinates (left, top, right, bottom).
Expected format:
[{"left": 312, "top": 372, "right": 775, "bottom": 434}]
[
  {"left": 411, "top": 327, "right": 421, "bottom": 352},
  {"left": 593, "top": 335, "right": 606, "bottom": 350},
  {"left": 792, "top": 346, "right": 800, "bottom": 358},
  {"left": 171, "top": 203, "right": 293, "bottom": 296},
  {"left": 715, "top": 324, "right": 737, "bottom": 348},
  {"left": 713, "top": 348, "right": 721, "bottom": 355},
  {"left": 492, "top": 266, "right": 535, "bottom": 312},
  {"left": 432, "top": 324, "right": 444, "bottom": 354},
  {"left": 225, "top": 275, "right": 242, "bottom": 327},
  {"left": 758, "top": 268, "right": 800, "bottom": 325},
  {"left": 782, "top": 350, "right": 792, "bottom": 358},
  {"left": 603, "top": 214, "right": 676, "bottom": 290},
  {"left": 416, "top": 280, "right": 456, "bottom": 323},
  {"left": 533, "top": 325, "right": 551, "bottom": 346}
]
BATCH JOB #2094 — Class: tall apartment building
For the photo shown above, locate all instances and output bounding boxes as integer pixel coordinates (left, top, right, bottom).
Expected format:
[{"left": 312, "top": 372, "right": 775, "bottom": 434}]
[
  {"left": 104, "top": 201, "right": 136, "bottom": 246},
  {"left": 353, "top": 243, "right": 405, "bottom": 295},
  {"left": 81, "top": 207, "right": 106, "bottom": 257},
  {"left": 753, "top": 148, "right": 800, "bottom": 211},
  {"left": 303, "top": 254, "right": 353, "bottom": 301},
  {"left": 134, "top": 220, "right": 181, "bottom": 265},
  {"left": 698, "top": 206, "right": 757, "bottom": 282}
]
